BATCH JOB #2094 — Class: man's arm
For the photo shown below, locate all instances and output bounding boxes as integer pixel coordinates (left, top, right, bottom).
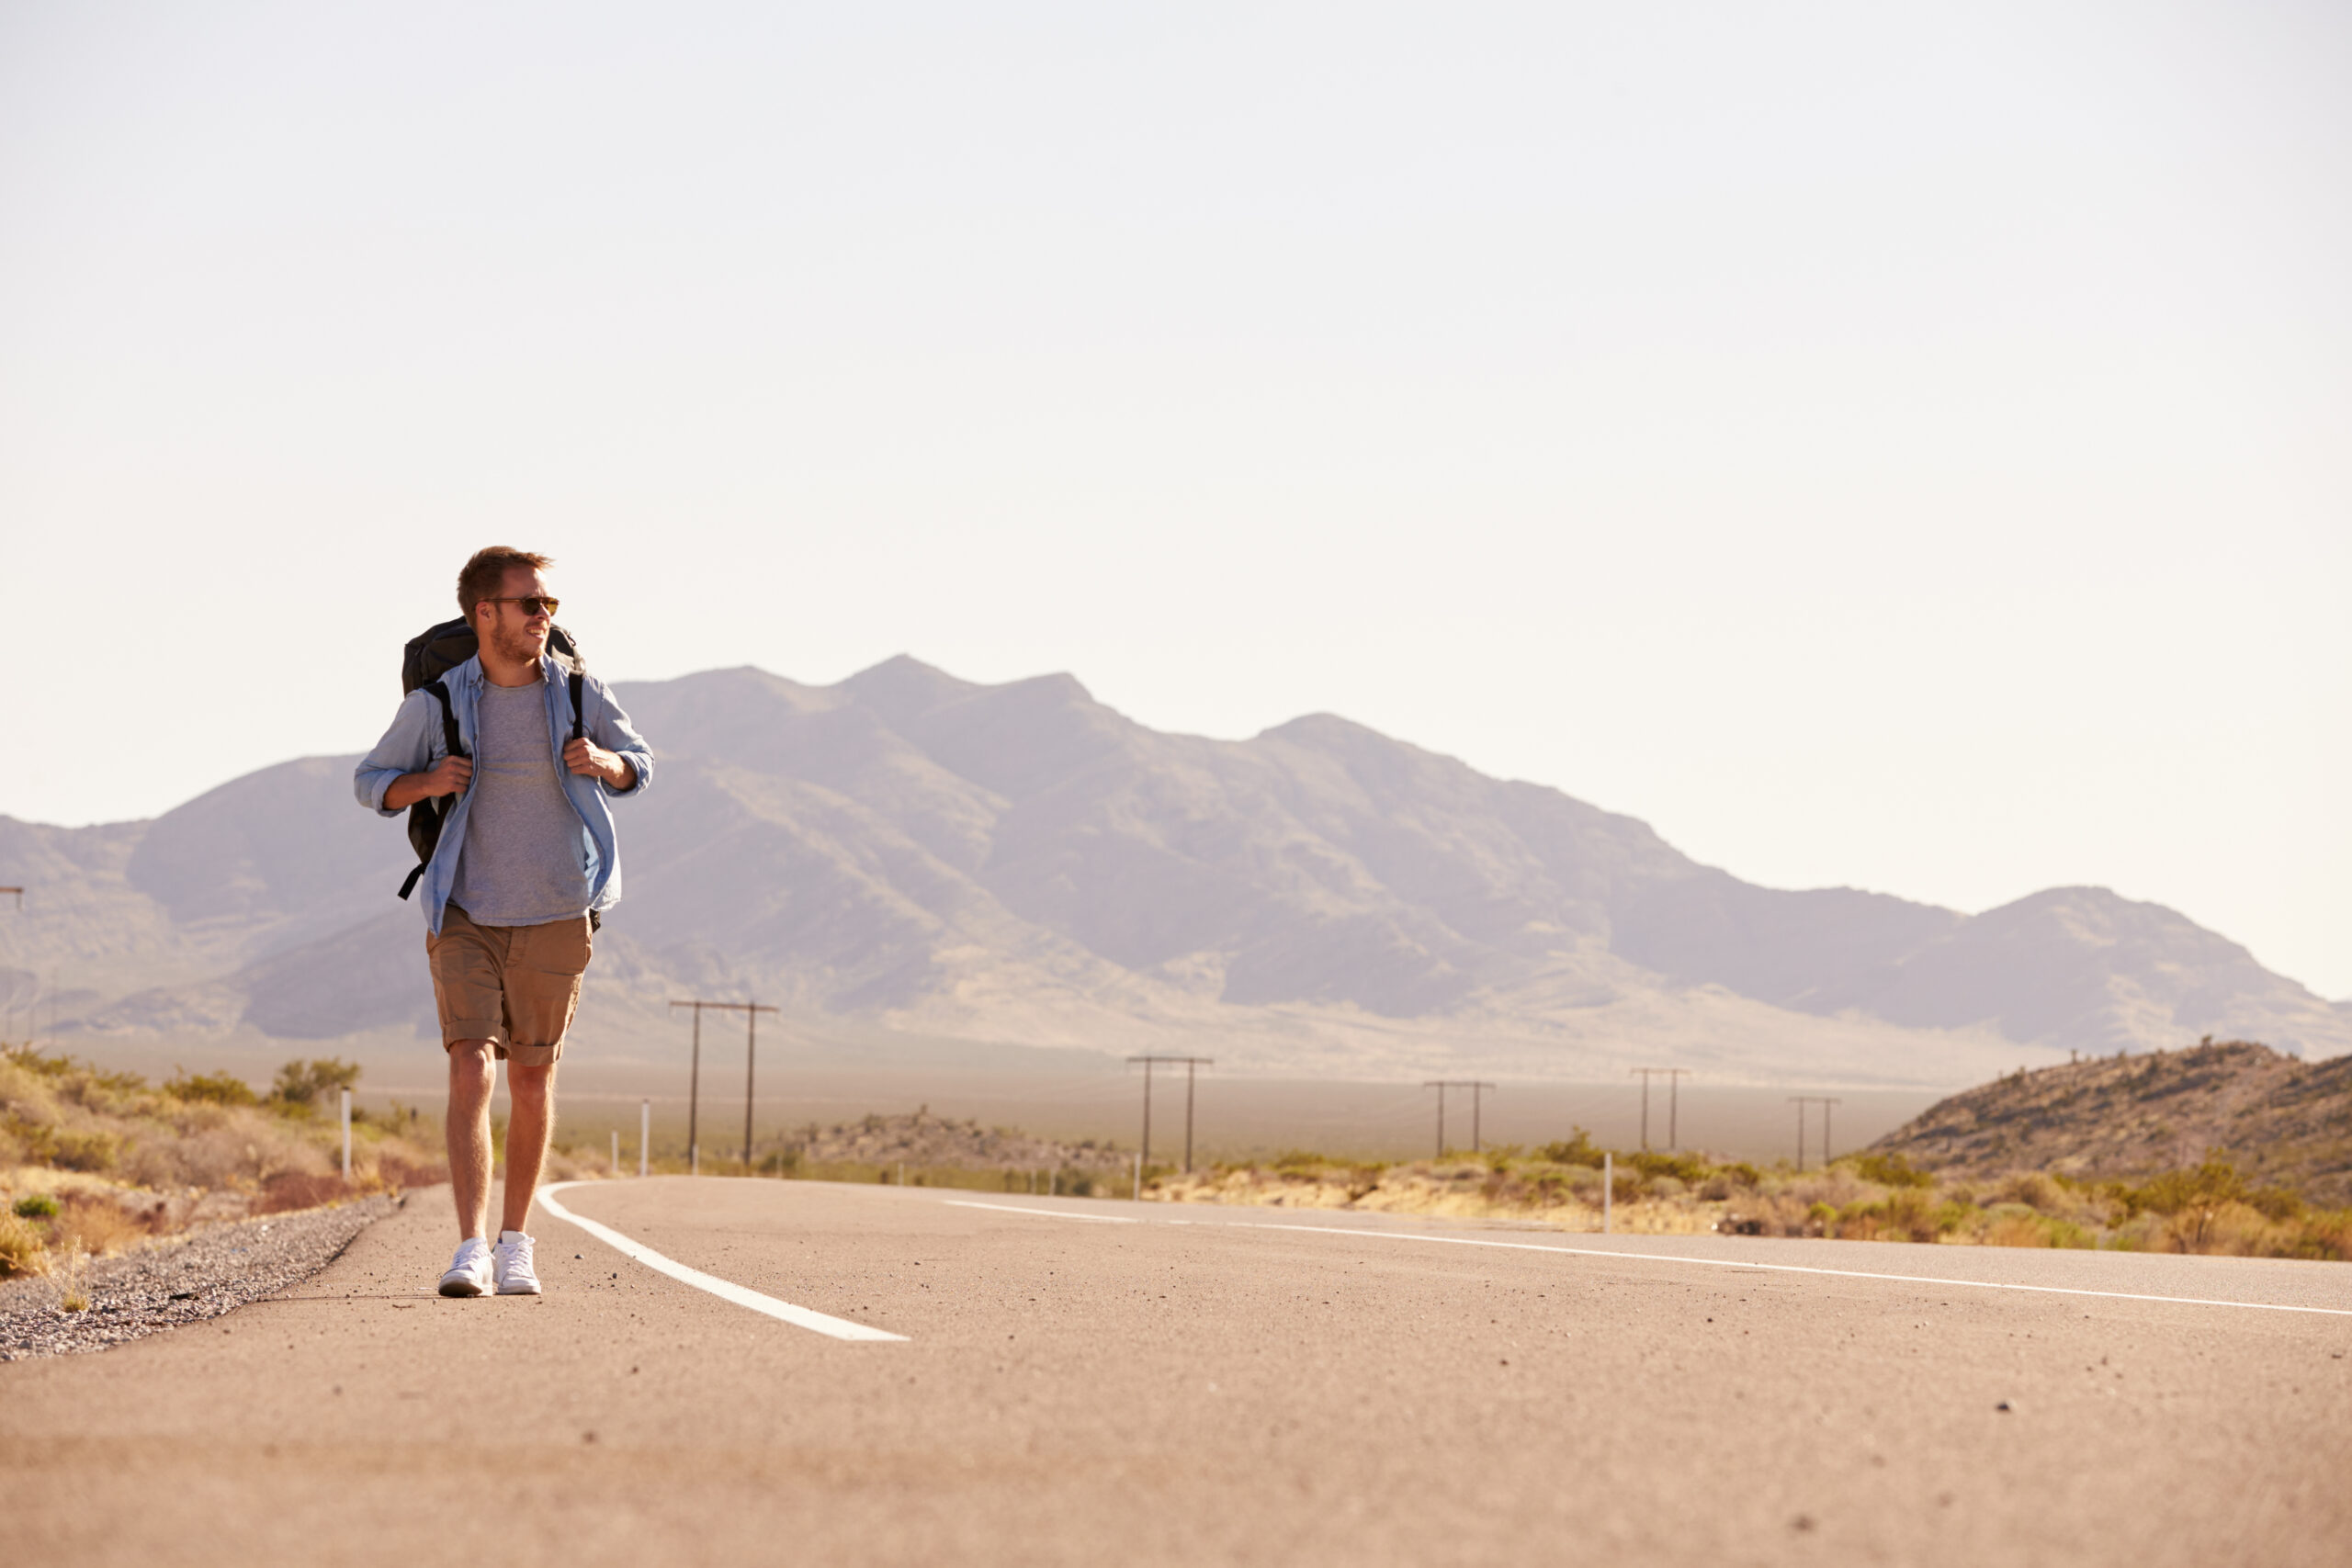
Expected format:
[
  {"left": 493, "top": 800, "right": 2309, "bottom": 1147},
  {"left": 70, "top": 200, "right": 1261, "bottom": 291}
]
[
  {"left": 567, "top": 679, "right": 653, "bottom": 797},
  {"left": 560, "top": 739, "right": 634, "bottom": 790},
  {"left": 384, "top": 754, "right": 475, "bottom": 810},
  {"left": 356, "top": 689, "right": 456, "bottom": 817}
]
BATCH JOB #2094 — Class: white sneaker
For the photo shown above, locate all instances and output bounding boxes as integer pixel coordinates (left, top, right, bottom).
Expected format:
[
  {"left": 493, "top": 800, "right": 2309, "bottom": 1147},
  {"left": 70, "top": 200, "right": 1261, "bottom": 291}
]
[
  {"left": 439, "top": 1236, "right": 493, "bottom": 1298},
  {"left": 492, "top": 1229, "right": 541, "bottom": 1296}
]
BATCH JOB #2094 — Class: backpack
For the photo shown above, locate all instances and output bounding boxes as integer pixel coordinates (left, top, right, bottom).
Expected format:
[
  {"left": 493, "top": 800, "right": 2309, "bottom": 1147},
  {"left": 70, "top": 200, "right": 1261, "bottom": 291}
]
[{"left": 395, "top": 617, "right": 587, "bottom": 901}]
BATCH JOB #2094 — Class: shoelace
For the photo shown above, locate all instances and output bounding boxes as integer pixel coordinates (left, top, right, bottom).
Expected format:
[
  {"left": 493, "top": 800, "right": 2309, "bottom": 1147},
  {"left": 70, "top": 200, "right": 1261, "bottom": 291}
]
[{"left": 497, "top": 1237, "right": 536, "bottom": 1279}]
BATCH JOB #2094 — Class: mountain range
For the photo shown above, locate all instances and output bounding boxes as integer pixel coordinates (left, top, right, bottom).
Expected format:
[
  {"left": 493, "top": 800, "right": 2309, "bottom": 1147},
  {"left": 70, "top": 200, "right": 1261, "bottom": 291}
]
[{"left": 3, "top": 657, "right": 2345, "bottom": 1087}]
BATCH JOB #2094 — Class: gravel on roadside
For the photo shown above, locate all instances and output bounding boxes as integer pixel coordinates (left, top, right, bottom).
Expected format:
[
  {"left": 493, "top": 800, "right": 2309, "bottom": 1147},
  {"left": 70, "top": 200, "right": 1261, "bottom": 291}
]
[{"left": 0, "top": 1193, "right": 402, "bottom": 1362}]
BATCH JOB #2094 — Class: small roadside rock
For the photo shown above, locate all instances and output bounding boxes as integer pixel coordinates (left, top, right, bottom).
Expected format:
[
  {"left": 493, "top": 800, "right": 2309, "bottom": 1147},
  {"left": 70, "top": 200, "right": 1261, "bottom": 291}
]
[{"left": 0, "top": 1194, "right": 400, "bottom": 1362}]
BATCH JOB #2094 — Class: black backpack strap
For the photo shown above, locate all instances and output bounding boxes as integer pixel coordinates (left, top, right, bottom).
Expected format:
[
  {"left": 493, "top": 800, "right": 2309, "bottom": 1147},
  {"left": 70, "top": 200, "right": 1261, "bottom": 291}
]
[
  {"left": 569, "top": 668, "right": 598, "bottom": 931},
  {"left": 396, "top": 680, "right": 465, "bottom": 903},
  {"left": 426, "top": 679, "right": 465, "bottom": 758}
]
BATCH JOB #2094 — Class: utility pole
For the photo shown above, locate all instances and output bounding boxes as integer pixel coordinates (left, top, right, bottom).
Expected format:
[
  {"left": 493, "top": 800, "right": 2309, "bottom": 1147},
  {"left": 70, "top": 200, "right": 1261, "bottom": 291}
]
[
  {"left": 671, "top": 999, "right": 778, "bottom": 1174},
  {"left": 1787, "top": 1096, "right": 1842, "bottom": 1168},
  {"left": 1630, "top": 1068, "right": 1690, "bottom": 1151},
  {"left": 1422, "top": 1081, "right": 1496, "bottom": 1156},
  {"left": 1126, "top": 1056, "right": 1213, "bottom": 1172}
]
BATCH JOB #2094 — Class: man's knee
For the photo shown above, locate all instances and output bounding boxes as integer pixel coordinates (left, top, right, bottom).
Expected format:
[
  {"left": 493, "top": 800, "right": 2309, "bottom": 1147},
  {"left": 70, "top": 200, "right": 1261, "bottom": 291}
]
[
  {"left": 447, "top": 1041, "right": 496, "bottom": 1089},
  {"left": 509, "top": 1061, "right": 558, "bottom": 1100}
]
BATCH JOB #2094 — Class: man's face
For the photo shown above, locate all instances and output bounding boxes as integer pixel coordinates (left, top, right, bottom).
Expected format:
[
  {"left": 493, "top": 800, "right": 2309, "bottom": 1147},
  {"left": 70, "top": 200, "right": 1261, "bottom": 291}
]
[{"left": 476, "top": 566, "right": 555, "bottom": 663}]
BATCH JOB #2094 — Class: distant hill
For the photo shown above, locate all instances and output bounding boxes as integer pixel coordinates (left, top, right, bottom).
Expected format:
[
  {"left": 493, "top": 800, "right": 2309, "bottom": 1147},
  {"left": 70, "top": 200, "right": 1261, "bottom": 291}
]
[
  {"left": 1868, "top": 1041, "right": 2352, "bottom": 1205},
  {"left": 3, "top": 656, "right": 2346, "bottom": 1085}
]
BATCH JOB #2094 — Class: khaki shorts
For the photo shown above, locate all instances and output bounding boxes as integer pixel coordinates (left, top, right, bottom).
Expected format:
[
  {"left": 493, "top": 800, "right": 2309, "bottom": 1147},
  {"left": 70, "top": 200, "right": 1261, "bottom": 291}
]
[{"left": 426, "top": 904, "right": 594, "bottom": 1066}]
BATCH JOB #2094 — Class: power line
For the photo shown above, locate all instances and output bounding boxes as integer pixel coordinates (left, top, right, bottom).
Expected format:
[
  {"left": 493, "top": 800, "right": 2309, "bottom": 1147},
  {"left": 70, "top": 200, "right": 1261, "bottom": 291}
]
[
  {"left": 670, "top": 999, "right": 778, "bottom": 1174},
  {"left": 1126, "top": 1056, "right": 1214, "bottom": 1172},
  {"left": 1629, "top": 1067, "right": 1690, "bottom": 1151},
  {"left": 1787, "top": 1096, "right": 1843, "bottom": 1168},
  {"left": 1422, "top": 1081, "right": 1496, "bottom": 1156}
]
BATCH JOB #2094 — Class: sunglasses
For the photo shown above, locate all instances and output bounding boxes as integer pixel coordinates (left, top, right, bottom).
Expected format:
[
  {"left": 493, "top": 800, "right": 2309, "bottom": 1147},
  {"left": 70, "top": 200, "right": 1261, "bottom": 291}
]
[{"left": 483, "top": 594, "right": 560, "bottom": 618}]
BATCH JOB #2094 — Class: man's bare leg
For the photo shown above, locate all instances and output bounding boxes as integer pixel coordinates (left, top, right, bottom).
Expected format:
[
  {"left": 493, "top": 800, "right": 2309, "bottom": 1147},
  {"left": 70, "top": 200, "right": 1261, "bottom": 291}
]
[
  {"left": 502, "top": 1061, "right": 558, "bottom": 1235},
  {"left": 446, "top": 1041, "right": 497, "bottom": 1239}
]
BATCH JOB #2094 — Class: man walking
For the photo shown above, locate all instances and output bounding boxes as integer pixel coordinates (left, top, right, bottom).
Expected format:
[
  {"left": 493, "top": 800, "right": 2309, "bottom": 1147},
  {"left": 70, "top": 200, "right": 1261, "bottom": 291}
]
[{"left": 356, "top": 547, "right": 653, "bottom": 1298}]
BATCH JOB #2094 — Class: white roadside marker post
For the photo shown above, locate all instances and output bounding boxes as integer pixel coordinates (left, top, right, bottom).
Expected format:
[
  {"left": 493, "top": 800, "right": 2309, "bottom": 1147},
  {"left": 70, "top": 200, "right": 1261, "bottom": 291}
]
[
  {"left": 1133, "top": 1151, "right": 1142, "bottom": 1201},
  {"left": 341, "top": 1089, "right": 352, "bottom": 1181},
  {"left": 611, "top": 1130, "right": 620, "bottom": 1178},
  {"left": 1602, "top": 1151, "right": 1612, "bottom": 1235},
  {"left": 639, "top": 1100, "right": 650, "bottom": 1178}
]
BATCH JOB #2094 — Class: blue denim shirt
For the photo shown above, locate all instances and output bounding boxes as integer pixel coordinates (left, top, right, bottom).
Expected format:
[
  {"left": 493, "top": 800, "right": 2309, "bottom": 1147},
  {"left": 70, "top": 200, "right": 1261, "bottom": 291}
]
[{"left": 354, "top": 655, "right": 654, "bottom": 934}]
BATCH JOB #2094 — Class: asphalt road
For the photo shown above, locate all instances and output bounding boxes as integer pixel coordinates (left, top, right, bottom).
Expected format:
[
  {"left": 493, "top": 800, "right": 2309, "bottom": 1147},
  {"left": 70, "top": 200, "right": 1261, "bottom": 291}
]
[{"left": 6, "top": 1177, "right": 2347, "bottom": 1566}]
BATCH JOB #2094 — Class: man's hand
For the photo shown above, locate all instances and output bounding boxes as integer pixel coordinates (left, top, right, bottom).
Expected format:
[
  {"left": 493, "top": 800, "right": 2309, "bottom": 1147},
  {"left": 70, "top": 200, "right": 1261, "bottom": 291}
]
[
  {"left": 384, "top": 755, "right": 472, "bottom": 811},
  {"left": 564, "top": 738, "right": 636, "bottom": 789}
]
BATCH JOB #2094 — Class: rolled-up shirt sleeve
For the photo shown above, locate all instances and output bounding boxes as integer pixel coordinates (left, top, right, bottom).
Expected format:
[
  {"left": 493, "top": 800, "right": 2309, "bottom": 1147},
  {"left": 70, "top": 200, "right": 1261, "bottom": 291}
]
[
  {"left": 355, "top": 690, "right": 439, "bottom": 817},
  {"left": 591, "top": 682, "right": 653, "bottom": 798}
]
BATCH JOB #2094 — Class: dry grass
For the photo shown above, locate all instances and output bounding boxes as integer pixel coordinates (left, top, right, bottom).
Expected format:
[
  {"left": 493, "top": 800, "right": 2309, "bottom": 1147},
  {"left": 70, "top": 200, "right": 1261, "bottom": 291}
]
[
  {"left": 0, "top": 1210, "right": 45, "bottom": 1278},
  {"left": 1146, "top": 1141, "right": 2352, "bottom": 1260},
  {"left": 0, "top": 1045, "right": 456, "bottom": 1280}
]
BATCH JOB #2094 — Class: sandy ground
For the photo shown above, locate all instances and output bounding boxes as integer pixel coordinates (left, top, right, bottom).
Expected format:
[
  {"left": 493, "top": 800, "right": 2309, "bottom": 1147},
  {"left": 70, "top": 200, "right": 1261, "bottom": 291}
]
[{"left": 3, "top": 1176, "right": 2346, "bottom": 1566}]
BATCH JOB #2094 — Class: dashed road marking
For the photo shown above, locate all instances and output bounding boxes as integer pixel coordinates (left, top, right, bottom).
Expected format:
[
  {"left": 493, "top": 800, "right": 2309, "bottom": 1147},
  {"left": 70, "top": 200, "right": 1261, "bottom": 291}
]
[
  {"left": 1218, "top": 1221, "right": 2352, "bottom": 1317},
  {"left": 931, "top": 1193, "right": 2352, "bottom": 1317},
  {"left": 943, "top": 1200, "right": 1140, "bottom": 1224}
]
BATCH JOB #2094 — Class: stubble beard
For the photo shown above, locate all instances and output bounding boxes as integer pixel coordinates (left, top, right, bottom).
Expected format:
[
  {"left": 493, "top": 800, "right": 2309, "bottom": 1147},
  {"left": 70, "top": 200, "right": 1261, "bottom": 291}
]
[{"left": 488, "top": 621, "right": 547, "bottom": 669}]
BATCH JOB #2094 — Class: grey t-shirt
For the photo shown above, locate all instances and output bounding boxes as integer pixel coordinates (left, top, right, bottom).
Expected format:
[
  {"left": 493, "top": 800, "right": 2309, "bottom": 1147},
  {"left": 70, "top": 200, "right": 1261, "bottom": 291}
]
[{"left": 448, "top": 679, "right": 592, "bottom": 927}]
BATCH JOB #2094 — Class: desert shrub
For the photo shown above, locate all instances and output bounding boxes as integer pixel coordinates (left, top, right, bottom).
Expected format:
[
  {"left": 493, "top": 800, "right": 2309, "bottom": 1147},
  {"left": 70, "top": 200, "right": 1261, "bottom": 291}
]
[
  {"left": 0, "top": 1212, "right": 48, "bottom": 1277},
  {"left": 165, "top": 1068, "right": 258, "bottom": 1107},
  {"left": 1838, "top": 1187, "right": 1941, "bottom": 1243},
  {"left": 2123, "top": 1158, "right": 2256, "bottom": 1249},
  {"left": 1977, "top": 1202, "right": 2096, "bottom": 1249},
  {"left": 1983, "top": 1204, "right": 2053, "bottom": 1247},
  {"left": 1847, "top": 1151, "right": 1933, "bottom": 1189},
  {"left": 2245, "top": 1186, "right": 2305, "bottom": 1223},
  {"left": 1995, "top": 1171, "right": 2062, "bottom": 1211},
  {"left": 1647, "top": 1175, "right": 1688, "bottom": 1199},
  {"left": 1718, "top": 1162, "right": 1762, "bottom": 1188},
  {"left": 1271, "top": 1149, "right": 1331, "bottom": 1171},
  {"left": 1535, "top": 1129, "right": 1604, "bottom": 1167},
  {"left": 2287, "top": 1210, "right": 2352, "bottom": 1262},
  {"left": 1628, "top": 1150, "right": 1710, "bottom": 1185},
  {"left": 1933, "top": 1200, "right": 1979, "bottom": 1234},
  {"left": 268, "top": 1057, "right": 362, "bottom": 1113},
  {"left": 14, "top": 1191, "right": 60, "bottom": 1219},
  {"left": 2, "top": 1044, "right": 74, "bottom": 1080},
  {"left": 46, "top": 1127, "right": 121, "bottom": 1173},
  {"left": 51, "top": 1194, "right": 148, "bottom": 1257}
]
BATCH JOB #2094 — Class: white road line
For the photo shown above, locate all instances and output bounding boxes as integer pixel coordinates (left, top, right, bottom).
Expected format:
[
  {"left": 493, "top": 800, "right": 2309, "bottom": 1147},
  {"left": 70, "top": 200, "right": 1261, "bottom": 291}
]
[
  {"left": 1223, "top": 1220, "right": 2352, "bottom": 1318},
  {"left": 537, "top": 1182, "right": 906, "bottom": 1342},
  {"left": 932, "top": 1195, "right": 2350, "bottom": 1318},
  {"left": 943, "top": 1199, "right": 1140, "bottom": 1224}
]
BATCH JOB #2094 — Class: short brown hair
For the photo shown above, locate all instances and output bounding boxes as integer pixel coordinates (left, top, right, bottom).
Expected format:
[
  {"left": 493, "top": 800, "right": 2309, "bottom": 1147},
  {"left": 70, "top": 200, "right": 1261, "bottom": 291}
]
[{"left": 457, "top": 547, "right": 554, "bottom": 618}]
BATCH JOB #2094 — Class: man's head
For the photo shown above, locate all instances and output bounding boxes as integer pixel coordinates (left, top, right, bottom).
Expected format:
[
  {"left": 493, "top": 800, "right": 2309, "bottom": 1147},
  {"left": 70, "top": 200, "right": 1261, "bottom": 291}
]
[{"left": 457, "top": 547, "right": 557, "bottom": 666}]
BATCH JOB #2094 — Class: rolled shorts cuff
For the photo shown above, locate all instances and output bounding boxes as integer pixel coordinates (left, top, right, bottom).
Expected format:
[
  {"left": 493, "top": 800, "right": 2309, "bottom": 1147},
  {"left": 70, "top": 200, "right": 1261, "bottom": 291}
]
[{"left": 439, "top": 1031, "right": 564, "bottom": 1066}]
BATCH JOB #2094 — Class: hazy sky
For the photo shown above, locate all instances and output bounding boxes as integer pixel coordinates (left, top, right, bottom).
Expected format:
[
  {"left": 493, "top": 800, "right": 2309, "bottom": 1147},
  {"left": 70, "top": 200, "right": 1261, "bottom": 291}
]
[{"left": 4, "top": 3, "right": 2346, "bottom": 997}]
